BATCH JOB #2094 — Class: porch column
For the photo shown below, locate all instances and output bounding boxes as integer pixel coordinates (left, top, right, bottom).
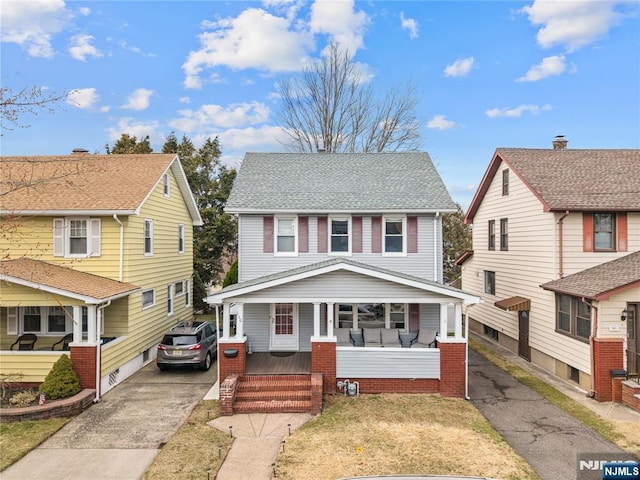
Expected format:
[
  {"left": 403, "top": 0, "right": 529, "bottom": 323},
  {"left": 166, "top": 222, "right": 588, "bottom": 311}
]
[
  {"left": 72, "top": 305, "right": 82, "bottom": 343},
  {"left": 385, "top": 303, "right": 391, "bottom": 329},
  {"left": 327, "top": 302, "right": 335, "bottom": 335},
  {"left": 352, "top": 303, "right": 358, "bottom": 329},
  {"left": 222, "top": 303, "right": 231, "bottom": 339},
  {"left": 235, "top": 303, "right": 244, "bottom": 338},
  {"left": 313, "top": 303, "right": 321, "bottom": 337},
  {"left": 454, "top": 303, "right": 463, "bottom": 339},
  {"left": 439, "top": 304, "right": 449, "bottom": 340},
  {"left": 87, "top": 305, "right": 97, "bottom": 343}
]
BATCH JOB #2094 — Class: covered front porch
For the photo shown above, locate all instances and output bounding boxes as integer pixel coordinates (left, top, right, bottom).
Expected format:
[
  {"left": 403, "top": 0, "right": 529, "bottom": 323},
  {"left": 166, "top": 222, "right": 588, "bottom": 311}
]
[{"left": 207, "top": 259, "right": 481, "bottom": 407}]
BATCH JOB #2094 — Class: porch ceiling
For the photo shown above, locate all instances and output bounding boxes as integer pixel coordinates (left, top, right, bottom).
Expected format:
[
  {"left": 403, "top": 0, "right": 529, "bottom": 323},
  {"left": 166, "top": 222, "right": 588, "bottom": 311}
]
[{"left": 0, "top": 258, "right": 141, "bottom": 304}]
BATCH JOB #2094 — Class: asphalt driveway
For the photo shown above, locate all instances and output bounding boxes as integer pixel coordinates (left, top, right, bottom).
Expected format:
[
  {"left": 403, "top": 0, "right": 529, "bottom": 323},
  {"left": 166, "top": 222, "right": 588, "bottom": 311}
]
[{"left": 2, "top": 361, "right": 216, "bottom": 480}]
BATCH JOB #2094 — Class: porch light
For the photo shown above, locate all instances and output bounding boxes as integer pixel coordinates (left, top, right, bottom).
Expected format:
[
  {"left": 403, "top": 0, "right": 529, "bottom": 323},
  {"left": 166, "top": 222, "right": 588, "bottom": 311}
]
[{"left": 621, "top": 309, "right": 628, "bottom": 321}]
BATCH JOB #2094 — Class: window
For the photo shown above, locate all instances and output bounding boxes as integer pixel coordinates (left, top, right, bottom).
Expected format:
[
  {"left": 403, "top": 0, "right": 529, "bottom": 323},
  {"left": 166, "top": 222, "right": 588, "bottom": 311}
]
[
  {"left": 144, "top": 219, "right": 153, "bottom": 255},
  {"left": 336, "top": 303, "right": 406, "bottom": 331},
  {"left": 167, "top": 285, "right": 174, "bottom": 316},
  {"left": 48, "top": 306, "right": 67, "bottom": 333},
  {"left": 384, "top": 216, "right": 405, "bottom": 254},
  {"left": 163, "top": 173, "right": 170, "bottom": 197},
  {"left": 329, "top": 217, "right": 350, "bottom": 254},
  {"left": 142, "top": 289, "right": 155, "bottom": 309},
  {"left": 178, "top": 224, "right": 185, "bottom": 254},
  {"left": 23, "top": 307, "right": 42, "bottom": 332},
  {"left": 484, "top": 271, "right": 495, "bottom": 295},
  {"left": 185, "top": 279, "right": 191, "bottom": 307},
  {"left": 20, "top": 306, "right": 71, "bottom": 334},
  {"left": 275, "top": 217, "right": 296, "bottom": 254},
  {"left": 594, "top": 213, "right": 615, "bottom": 251},
  {"left": 53, "top": 217, "right": 101, "bottom": 257},
  {"left": 555, "top": 294, "right": 591, "bottom": 341},
  {"left": 502, "top": 169, "right": 509, "bottom": 196},
  {"left": 488, "top": 220, "right": 495, "bottom": 250},
  {"left": 500, "top": 218, "right": 508, "bottom": 251},
  {"left": 175, "top": 281, "right": 184, "bottom": 295}
]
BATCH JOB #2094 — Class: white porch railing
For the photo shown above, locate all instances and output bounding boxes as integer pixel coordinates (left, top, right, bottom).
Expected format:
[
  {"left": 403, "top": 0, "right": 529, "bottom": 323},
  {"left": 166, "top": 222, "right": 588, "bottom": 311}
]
[{"left": 336, "top": 346, "right": 440, "bottom": 379}]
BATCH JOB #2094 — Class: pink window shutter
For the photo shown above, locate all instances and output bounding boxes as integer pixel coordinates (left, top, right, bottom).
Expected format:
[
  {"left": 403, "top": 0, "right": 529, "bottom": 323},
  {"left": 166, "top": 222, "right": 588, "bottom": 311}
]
[
  {"left": 407, "top": 216, "right": 418, "bottom": 253},
  {"left": 317, "top": 217, "right": 328, "bottom": 253},
  {"left": 299, "top": 216, "right": 309, "bottom": 253},
  {"left": 371, "top": 216, "right": 382, "bottom": 253},
  {"left": 409, "top": 304, "right": 420, "bottom": 333},
  {"left": 263, "top": 216, "right": 274, "bottom": 253},
  {"left": 582, "top": 214, "right": 593, "bottom": 252},
  {"left": 352, "top": 216, "right": 363, "bottom": 253},
  {"left": 617, "top": 212, "right": 628, "bottom": 252}
]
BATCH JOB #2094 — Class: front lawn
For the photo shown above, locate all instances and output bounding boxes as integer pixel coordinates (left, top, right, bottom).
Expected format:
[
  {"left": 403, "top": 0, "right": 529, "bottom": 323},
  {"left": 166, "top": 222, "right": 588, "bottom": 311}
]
[{"left": 0, "top": 418, "right": 70, "bottom": 471}]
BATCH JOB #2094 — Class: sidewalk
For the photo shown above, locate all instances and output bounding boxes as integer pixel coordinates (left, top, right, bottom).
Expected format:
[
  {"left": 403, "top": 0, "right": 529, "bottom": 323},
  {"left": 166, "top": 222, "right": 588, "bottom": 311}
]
[{"left": 208, "top": 413, "right": 314, "bottom": 480}]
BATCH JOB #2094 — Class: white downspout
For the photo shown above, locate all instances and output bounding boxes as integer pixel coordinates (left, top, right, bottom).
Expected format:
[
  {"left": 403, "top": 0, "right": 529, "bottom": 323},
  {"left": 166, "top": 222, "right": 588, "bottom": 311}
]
[
  {"left": 112, "top": 214, "right": 124, "bottom": 282},
  {"left": 464, "top": 303, "right": 476, "bottom": 401},
  {"left": 433, "top": 212, "right": 440, "bottom": 281},
  {"left": 94, "top": 300, "right": 111, "bottom": 402}
]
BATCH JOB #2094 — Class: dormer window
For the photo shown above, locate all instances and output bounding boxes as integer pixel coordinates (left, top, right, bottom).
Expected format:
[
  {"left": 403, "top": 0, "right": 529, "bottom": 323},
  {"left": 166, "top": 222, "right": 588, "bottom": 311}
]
[{"left": 329, "top": 216, "right": 351, "bottom": 254}]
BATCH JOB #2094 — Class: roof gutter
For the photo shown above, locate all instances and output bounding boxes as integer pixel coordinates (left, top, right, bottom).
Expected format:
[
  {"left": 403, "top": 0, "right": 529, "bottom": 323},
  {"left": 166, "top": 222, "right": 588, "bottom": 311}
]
[
  {"left": 0, "top": 210, "right": 136, "bottom": 216},
  {"left": 225, "top": 208, "right": 458, "bottom": 215}
]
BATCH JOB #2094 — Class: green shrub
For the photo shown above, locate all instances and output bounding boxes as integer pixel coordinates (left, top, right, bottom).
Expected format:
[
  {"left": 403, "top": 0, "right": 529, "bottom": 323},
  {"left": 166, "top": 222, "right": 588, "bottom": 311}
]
[
  {"left": 39, "top": 354, "right": 81, "bottom": 401},
  {"left": 222, "top": 259, "right": 238, "bottom": 288}
]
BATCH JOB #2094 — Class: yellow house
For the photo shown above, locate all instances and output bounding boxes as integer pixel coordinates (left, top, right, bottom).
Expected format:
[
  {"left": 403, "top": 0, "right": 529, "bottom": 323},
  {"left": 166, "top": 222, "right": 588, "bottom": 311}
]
[{"left": 0, "top": 152, "right": 202, "bottom": 397}]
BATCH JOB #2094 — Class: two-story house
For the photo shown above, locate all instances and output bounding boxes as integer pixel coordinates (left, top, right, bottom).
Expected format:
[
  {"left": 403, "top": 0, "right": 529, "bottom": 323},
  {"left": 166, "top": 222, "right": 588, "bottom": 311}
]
[
  {"left": 0, "top": 152, "right": 202, "bottom": 398},
  {"left": 205, "top": 152, "right": 480, "bottom": 415},
  {"left": 457, "top": 137, "right": 640, "bottom": 409}
]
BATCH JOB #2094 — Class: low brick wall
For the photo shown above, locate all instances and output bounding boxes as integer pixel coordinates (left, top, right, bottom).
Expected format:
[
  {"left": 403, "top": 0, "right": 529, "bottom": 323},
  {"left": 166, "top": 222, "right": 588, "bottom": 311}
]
[
  {"left": 219, "top": 374, "right": 239, "bottom": 416},
  {"left": 1, "top": 389, "right": 96, "bottom": 423},
  {"left": 621, "top": 381, "right": 640, "bottom": 413},
  {"left": 336, "top": 377, "right": 439, "bottom": 394},
  {"left": 310, "top": 373, "right": 323, "bottom": 414}
]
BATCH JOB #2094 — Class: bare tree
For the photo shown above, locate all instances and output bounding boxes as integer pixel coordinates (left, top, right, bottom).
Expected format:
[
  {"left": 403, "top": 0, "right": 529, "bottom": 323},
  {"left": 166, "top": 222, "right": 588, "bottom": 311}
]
[
  {"left": 276, "top": 43, "right": 421, "bottom": 153},
  {"left": 1, "top": 85, "right": 69, "bottom": 133}
]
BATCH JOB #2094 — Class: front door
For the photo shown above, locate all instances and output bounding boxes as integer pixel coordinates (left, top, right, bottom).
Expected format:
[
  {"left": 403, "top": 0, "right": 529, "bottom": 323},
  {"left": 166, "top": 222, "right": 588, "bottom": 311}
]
[
  {"left": 518, "top": 310, "right": 531, "bottom": 361},
  {"left": 627, "top": 304, "right": 639, "bottom": 376},
  {"left": 270, "top": 303, "right": 298, "bottom": 351}
]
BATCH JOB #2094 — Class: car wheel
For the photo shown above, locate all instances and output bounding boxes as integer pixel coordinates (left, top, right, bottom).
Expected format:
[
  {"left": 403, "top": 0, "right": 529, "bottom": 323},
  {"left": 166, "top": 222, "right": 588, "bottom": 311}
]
[
  {"left": 157, "top": 364, "right": 170, "bottom": 372},
  {"left": 201, "top": 352, "right": 212, "bottom": 371}
]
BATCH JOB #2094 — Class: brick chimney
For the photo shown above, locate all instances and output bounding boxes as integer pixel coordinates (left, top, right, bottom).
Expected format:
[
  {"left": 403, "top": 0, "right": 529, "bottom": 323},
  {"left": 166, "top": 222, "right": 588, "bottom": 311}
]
[{"left": 552, "top": 135, "right": 568, "bottom": 150}]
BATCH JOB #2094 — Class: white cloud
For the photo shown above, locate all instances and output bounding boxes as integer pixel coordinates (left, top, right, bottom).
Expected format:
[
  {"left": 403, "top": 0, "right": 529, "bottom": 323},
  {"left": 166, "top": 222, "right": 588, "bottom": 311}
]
[
  {"left": 427, "top": 115, "right": 456, "bottom": 130},
  {"left": 400, "top": 12, "right": 418, "bottom": 39},
  {"left": 310, "top": 0, "right": 370, "bottom": 53},
  {"left": 517, "top": 54, "right": 566, "bottom": 82},
  {"left": 68, "top": 34, "right": 103, "bottom": 61},
  {"left": 520, "top": 0, "right": 630, "bottom": 52},
  {"left": 121, "top": 88, "right": 154, "bottom": 111},
  {"left": 118, "top": 40, "right": 155, "bottom": 57},
  {"left": 78, "top": 7, "right": 90, "bottom": 16},
  {"left": 183, "top": 7, "right": 314, "bottom": 89},
  {"left": 0, "top": 0, "right": 72, "bottom": 57},
  {"left": 486, "top": 104, "right": 552, "bottom": 118},
  {"left": 218, "top": 125, "right": 288, "bottom": 153},
  {"left": 66, "top": 88, "right": 99, "bottom": 109},
  {"left": 444, "top": 57, "right": 475, "bottom": 78},
  {"left": 106, "top": 117, "right": 163, "bottom": 146},
  {"left": 179, "top": 96, "right": 191, "bottom": 104},
  {"left": 170, "top": 102, "right": 271, "bottom": 132}
]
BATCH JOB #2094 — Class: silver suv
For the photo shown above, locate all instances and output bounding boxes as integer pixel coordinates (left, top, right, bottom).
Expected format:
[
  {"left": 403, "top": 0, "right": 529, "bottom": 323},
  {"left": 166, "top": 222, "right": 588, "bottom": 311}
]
[{"left": 156, "top": 320, "right": 217, "bottom": 371}]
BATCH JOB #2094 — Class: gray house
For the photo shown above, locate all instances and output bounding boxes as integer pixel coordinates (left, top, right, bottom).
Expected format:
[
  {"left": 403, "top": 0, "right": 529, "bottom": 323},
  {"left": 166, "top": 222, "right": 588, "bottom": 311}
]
[{"left": 206, "top": 152, "right": 480, "bottom": 415}]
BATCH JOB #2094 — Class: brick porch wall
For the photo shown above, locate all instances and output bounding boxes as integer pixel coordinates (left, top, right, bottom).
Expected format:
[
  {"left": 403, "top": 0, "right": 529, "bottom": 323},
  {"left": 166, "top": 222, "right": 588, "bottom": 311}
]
[
  {"left": 219, "top": 342, "right": 247, "bottom": 382},
  {"left": 70, "top": 345, "right": 97, "bottom": 391},
  {"left": 621, "top": 381, "right": 640, "bottom": 413},
  {"left": 311, "top": 341, "right": 336, "bottom": 394},
  {"left": 337, "top": 378, "right": 439, "bottom": 394},
  {"left": 439, "top": 342, "right": 467, "bottom": 398},
  {"left": 592, "top": 338, "right": 624, "bottom": 402}
]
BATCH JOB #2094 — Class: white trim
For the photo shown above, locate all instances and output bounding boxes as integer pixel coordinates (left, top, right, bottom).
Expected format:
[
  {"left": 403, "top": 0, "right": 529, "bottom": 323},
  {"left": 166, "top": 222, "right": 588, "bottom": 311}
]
[
  {"left": 328, "top": 215, "right": 352, "bottom": 256},
  {"left": 167, "top": 284, "right": 174, "bottom": 316},
  {"left": 206, "top": 262, "right": 481, "bottom": 305},
  {"left": 269, "top": 303, "right": 299, "bottom": 350},
  {"left": 185, "top": 279, "right": 191, "bottom": 307},
  {"left": 144, "top": 219, "right": 154, "bottom": 256},
  {"left": 274, "top": 215, "right": 298, "bottom": 256},
  {"left": 178, "top": 224, "right": 185, "bottom": 254},
  {"left": 142, "top": 289, "right": 155, "bottom": 309},
  {"left": 383, "top": 215, "right": 407, "bottom": 256},
  {"left": 163, "top": 172, "right": 170, "bottom": 197},
  {"left": 226, "top": 208, "right": 458, "bottom": 215}
]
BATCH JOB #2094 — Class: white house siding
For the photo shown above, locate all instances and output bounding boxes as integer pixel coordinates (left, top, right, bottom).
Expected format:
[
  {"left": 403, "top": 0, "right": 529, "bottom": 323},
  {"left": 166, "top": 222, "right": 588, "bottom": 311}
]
[
  {"left": 596, "top": 287, "right": 639, "bottom": 340},
  {"left": 238, "top": 214, "right": 440, "bottom": 282},
  {"left": 336, "top": 348, "right": 440, "bottom": 378},
  {"left": 462, "top": 161, "right": 592, "bottom": 374},
  {"left": 242, "top": 302, "right": 316, "bottom": 352}
]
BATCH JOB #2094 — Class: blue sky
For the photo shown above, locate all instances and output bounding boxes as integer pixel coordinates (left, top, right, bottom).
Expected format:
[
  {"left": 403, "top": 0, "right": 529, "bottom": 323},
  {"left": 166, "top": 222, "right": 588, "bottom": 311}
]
[{"left": 2, "top": 0, "right": 639, "bottom": 209}]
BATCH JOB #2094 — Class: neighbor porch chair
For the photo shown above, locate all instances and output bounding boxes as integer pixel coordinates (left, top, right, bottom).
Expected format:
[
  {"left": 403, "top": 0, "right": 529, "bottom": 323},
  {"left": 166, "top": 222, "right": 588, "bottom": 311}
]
[
  {"left": 410, "top": 329, "right": 437, "bottom": 348},
  {"left": 10, "top": 333, "right": 38, "bottom": 351},
  {"left": 381, "top": 328, "right": 402, "bottom": 347}
]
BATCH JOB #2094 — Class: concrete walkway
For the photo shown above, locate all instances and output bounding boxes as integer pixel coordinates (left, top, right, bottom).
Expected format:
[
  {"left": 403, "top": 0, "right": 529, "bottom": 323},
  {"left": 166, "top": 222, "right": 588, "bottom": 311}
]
[
  {"left": 208, "top": 413, "right": 314, "bottom": 480},
  {"left": 469, "top": 334, "right": 639, "bottom": 480}
]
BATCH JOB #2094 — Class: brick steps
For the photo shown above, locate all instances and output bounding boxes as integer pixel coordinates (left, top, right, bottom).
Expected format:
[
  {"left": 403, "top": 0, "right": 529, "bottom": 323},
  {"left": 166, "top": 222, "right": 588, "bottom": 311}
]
[{"left": 233, "top": 375, "right": 314, "bottom": 414}]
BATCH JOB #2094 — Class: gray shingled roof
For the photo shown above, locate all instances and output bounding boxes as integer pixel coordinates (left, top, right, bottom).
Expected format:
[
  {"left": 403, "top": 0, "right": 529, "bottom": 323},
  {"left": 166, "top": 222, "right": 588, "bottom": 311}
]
[
  {"left": 498, "top": 148, "right": 640, "bottom": 211},
  {"left": 225, "top": 152, "right": 456, "bottom": 213},
  {"left": 540, "top": 251, "right": 640, "bottom": 300}
]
